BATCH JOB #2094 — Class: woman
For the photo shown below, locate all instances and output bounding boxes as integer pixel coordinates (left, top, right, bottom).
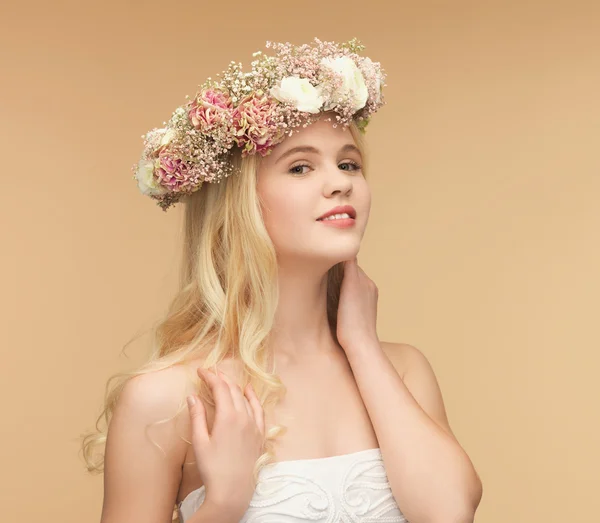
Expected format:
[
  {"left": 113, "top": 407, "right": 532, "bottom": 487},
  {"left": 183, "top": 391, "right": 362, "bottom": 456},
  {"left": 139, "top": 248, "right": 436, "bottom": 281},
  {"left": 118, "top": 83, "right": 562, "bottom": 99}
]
[{"left": 81, "top": 38, "right": 482, "bottom": 523}]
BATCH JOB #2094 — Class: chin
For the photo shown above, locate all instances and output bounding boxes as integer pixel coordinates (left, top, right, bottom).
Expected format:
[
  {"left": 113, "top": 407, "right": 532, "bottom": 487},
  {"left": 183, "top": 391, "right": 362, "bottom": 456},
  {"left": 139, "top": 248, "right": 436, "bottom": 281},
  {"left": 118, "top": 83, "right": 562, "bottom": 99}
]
[
  {"left": 322, "top": 247, "right": 361, "bottom": 265},
  {"left": 276, "top": 241, "right": 361, "bottom": 267}
]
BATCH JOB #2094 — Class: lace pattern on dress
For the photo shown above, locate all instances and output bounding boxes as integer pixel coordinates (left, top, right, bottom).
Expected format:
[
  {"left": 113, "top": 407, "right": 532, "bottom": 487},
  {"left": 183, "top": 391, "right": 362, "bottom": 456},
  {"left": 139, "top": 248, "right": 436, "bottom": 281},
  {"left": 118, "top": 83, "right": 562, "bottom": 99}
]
[{"left": 178, "top": 448, "right": 408, "bottom": 522}]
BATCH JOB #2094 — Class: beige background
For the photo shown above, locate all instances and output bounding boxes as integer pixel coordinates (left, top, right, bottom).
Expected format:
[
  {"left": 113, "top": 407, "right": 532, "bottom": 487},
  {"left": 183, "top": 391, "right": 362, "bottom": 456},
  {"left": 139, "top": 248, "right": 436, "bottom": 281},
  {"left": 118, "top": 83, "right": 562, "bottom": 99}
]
[{"left": 1, "top": 0, "right": 598, "bottom": 521}]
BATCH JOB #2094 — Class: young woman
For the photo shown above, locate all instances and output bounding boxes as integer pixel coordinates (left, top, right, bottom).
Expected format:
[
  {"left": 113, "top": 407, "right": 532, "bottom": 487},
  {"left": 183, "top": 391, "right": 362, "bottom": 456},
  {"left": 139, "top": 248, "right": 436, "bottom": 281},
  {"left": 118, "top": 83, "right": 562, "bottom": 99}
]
[{"left": 81, "top": 38, "right": 482, "bottom": 523}]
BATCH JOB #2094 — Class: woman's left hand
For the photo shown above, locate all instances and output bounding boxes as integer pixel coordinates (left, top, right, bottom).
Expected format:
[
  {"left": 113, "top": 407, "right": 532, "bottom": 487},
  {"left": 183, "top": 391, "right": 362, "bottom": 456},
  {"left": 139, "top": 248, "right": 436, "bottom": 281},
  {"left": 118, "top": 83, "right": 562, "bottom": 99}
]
[{"left": 336, "top": 256, "right": 380, "bottom": 353}]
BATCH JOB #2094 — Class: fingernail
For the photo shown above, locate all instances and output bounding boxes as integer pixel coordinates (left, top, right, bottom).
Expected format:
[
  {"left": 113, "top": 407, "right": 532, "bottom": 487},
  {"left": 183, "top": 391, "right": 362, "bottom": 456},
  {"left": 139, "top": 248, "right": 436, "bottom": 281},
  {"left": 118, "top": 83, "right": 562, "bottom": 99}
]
[{"left": 186, "top": 395, "right": 196, "bottom": 407}]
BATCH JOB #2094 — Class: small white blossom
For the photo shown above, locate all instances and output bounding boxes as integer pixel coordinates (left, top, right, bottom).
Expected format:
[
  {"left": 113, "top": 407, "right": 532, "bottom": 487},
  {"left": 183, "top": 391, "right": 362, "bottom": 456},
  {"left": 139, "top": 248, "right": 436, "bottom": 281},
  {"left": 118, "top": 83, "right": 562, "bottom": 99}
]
[
  {"left": 270, "top": 76, "right": 324, "bottom": 113},
  {"left": 135, "top": 158, "right": 167, "bottom": 196},
  {"left": 360, "top": 57, "right": 383, "bottom": 104},
  {"left": 320, "top": 56, "right": 369, "bottom": 112},
  {"left": 159, "top": 128, "right": 177, "bottom": 146}
]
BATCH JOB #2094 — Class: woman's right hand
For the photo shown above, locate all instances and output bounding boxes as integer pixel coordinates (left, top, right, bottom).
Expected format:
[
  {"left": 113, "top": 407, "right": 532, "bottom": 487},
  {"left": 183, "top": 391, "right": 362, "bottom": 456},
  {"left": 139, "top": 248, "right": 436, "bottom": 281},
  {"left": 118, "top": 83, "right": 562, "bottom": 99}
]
[{"left": 186, "top": 366, "right": 265, "bottom": 512}]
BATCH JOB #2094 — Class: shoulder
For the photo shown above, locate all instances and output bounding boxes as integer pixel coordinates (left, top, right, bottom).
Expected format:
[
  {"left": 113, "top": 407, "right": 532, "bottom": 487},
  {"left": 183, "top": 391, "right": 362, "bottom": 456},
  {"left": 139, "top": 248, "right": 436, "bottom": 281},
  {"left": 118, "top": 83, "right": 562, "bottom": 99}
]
[
  {"left": 380, "top": 341, "right": 420, "bottom": 378},
  {"left": 116, "top": 357, "right": 244, "bottom": 430},
  {"left": 380, "top": 341, "right": 456, "bottom": 439},
  {"left": 112, "top": 361, "right": 208, "bottom": 458},
  {"left": 117, "top": 363, "right": 196, "bottom": 422},
  {"left": 102, "top": 363, "right": 200, "bottom": 520},
  {"left": 379, "top": 340, "right": 440, "bottom": 390}
]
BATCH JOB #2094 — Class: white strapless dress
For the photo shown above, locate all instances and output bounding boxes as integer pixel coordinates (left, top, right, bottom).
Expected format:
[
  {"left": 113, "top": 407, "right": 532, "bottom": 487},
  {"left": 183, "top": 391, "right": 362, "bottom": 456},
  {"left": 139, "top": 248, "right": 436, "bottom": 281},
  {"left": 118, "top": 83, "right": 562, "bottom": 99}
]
[{"left": 178, "top": 447, "right": 408, "bottom": 522}]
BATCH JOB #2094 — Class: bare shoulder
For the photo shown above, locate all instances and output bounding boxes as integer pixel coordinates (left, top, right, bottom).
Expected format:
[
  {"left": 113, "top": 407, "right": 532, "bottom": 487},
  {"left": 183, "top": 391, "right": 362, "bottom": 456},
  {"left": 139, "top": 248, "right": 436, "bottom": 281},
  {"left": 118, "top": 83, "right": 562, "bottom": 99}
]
[
  {"left": 108, "top": 363, "right": 200, "bottom": 472},
  {"left": 101, "top": 363, "right": 197, "bottom": 522},
  {"left": 380, "top": 341, "right": 418, "bottom": 378},
  {"left": 380, "top": 340, "right": 457, "bottom": 440},
  {"left": 116, "top": 363, "right": 197, "bottom": 427}
]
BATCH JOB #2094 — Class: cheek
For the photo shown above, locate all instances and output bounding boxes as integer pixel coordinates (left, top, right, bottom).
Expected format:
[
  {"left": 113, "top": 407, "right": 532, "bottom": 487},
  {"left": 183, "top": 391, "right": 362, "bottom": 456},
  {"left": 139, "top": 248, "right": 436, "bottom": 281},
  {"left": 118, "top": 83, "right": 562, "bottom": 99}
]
[
  {"left": 355, "top": 180, "right": 372, "bottom": 221},
  {"left": 260, "top": 191, "right": 308, "bottom": 240}
]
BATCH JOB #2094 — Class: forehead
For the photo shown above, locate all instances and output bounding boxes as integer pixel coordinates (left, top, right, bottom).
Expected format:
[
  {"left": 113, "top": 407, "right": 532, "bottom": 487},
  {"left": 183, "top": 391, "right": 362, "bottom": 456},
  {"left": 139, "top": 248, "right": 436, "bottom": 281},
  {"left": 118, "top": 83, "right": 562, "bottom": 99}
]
[{"left": 276, "top": 114, "right": 356, "bottom": 150}]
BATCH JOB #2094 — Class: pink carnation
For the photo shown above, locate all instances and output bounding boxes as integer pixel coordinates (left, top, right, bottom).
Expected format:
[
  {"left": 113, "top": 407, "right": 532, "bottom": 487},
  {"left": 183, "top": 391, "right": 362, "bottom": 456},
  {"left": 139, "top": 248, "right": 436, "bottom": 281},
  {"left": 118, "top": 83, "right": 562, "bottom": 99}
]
[
  {"left": 232, "top": 94, "right": 286, "bottom": 156},
  {"left": 154, "top": 151, "right": 196, "bottom": 193},
  {"left": 188, "top": 88, "right": 233, "bottom": 131}
]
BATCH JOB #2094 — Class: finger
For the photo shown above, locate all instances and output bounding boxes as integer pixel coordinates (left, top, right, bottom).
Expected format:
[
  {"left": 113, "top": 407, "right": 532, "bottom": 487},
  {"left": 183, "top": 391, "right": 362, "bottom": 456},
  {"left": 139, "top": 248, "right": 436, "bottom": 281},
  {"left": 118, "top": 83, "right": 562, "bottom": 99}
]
[
  {"left": 241, "top": 386, "right": 254, "bottom": 418},
  {"left": 197, "top": 366, "right": 234, "bottom": 414},
  {"left": 244, "top": 397, "right": 254, "bottom": 419},
  {"left": 186, "top": 395, "right": 209, "bottom": 445},
  {"left": 346, "top": 257, "right": 359, "bottom": 274},
  {"left": 218, "top": 370, "right": 248, "bottom": 414},
  {"left": 242, "top": 384, "right": 256, "bottom": 420},
  {"left": 244, "top": 384, "right": 265, "bottom": 436}
]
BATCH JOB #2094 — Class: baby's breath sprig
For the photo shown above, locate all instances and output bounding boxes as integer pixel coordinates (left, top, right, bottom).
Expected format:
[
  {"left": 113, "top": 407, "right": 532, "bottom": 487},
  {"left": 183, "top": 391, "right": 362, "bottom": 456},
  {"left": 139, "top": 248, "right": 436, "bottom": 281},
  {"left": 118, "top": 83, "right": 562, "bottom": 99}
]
[{"left": 132, "top": 37, "right": 387, "bottom": 211}]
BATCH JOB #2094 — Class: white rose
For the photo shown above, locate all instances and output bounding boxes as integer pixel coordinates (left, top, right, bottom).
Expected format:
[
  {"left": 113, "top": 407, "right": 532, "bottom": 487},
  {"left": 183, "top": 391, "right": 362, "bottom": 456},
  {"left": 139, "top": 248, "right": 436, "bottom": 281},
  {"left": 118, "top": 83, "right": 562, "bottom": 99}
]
[
  {"left": 159, "top": 128, "right": 176, "bottom": 146},
  {"left": 360, "top": 57, "right": 383, "bottom": 104},
  {"left": 320, "top": 56, "right": 369, "bottom": 112},
  {"left": 135, "top": 158, "right": 167, "bottom": 196},
  {"left": 269, "top": 76, "right": 324, "bottom": 113}
]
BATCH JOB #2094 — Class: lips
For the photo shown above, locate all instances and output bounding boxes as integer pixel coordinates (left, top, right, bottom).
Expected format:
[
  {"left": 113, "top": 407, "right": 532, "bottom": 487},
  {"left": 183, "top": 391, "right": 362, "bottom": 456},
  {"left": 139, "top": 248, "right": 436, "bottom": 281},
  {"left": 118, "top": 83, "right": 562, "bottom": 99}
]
[{"left": 316, "top": 205, "right": 357, "bottom": 221}]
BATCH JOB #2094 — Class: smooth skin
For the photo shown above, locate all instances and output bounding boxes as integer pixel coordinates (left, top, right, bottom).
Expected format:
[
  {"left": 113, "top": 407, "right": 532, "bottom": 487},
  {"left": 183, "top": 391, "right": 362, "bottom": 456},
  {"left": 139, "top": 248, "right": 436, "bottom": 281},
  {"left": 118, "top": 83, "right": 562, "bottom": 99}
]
[
  {"left": 100, "top": 364, "right": 265, "bottom": 523},
  {"left": 101, "top": 113, "right": 378, "bottom": 523},
  {"left": 99, "top": 112, "right": 460, "bottom": 522},
  {"left": 186, "top": 368, "right": 265, "bottom": 510}
]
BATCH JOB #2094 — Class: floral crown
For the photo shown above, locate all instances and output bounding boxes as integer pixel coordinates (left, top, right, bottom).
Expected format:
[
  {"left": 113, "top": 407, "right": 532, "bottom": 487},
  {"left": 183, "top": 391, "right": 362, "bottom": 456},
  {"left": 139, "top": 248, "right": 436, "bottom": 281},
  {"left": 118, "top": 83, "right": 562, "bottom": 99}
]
[{"left": 132, "top": 37, "right": 387, "bottom": 211}]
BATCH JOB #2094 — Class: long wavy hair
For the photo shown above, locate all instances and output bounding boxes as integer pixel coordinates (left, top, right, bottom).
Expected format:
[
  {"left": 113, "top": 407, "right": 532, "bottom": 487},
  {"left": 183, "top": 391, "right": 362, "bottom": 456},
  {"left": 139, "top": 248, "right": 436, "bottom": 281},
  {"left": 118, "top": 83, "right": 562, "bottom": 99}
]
[{"left": 80, "top": 119, "right": 369, "bottom": 521}]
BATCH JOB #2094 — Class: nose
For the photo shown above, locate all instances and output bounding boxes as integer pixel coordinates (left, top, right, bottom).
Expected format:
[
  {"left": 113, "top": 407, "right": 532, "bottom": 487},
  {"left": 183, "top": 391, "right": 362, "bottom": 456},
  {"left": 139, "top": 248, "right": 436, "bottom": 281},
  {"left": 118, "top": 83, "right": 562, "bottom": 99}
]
[{"left": 323, "top": 163, "right": 354, "bottom": 196}]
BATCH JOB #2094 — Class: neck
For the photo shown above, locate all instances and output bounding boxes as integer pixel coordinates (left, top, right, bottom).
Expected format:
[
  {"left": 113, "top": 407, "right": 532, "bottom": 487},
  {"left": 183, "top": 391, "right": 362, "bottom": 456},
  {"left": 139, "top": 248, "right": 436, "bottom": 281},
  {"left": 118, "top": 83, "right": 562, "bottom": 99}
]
[{"left": 268, "top": 258, "right": 342, "bottom": 364}]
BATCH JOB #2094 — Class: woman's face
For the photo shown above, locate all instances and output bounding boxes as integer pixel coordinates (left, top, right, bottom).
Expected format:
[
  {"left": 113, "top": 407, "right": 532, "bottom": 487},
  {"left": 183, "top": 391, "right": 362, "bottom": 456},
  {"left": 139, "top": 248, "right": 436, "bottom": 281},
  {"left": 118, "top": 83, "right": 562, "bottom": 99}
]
[{"left": 257, "top": 113, "right": 371, "bottom": 266}]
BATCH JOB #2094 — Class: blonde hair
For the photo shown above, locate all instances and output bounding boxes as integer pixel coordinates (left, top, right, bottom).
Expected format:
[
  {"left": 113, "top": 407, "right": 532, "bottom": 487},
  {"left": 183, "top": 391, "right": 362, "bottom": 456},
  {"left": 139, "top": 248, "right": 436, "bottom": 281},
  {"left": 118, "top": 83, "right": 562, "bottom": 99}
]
[{"left": 80, "top": 120, "right": 369, "bottom": 520}]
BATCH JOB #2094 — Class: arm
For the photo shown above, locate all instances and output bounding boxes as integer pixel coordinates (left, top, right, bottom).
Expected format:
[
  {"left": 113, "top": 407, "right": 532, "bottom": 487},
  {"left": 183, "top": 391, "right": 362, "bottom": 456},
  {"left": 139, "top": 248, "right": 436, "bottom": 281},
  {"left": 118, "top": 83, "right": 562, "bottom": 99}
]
[
  {"left": 99, "top": 367, "right": 189, "bottom": 523},
  {"left": 99, "top": 366, "right": 242, "bottom": 523},
  {"left": 185, "top": 498, "right": 243, "bottom": 523},
  {"left": 345, "top": 341, "right": 483, "bottom": 523}
]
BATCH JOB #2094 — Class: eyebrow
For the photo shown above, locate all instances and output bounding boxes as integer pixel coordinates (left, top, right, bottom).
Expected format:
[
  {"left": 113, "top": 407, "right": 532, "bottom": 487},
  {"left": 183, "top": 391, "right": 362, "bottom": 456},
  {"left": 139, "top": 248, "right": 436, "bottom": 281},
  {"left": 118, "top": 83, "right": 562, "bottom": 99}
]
[{"left": 274, "top": 144, "right": 361, "bottom": 165}]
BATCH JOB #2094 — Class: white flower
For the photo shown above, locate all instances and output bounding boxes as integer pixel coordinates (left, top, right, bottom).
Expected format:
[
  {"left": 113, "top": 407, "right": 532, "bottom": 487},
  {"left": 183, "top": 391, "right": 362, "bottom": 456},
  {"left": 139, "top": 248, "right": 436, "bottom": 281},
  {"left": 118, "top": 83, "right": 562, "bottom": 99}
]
[
  {"left": 269, "top": 76, "right": 324, "bottom": 113},
  {"left": 320, "top": 56, "right": 369, "bottom": 112},
  {"left": 360, "top": 57, "right": 383, "bottom": 104},
  {"left": 135, "top": 158, "right": 167, "bottom": 196},
  {"left": 159, "top": 128, "right": 176, "bottom": 146}
]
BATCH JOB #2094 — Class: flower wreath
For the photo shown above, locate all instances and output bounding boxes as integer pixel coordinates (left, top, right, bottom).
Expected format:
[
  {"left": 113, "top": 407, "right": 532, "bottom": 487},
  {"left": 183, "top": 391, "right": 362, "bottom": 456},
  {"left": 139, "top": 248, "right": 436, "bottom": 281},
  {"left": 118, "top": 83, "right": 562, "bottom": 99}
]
[{"left": 132, "top": 37, "right": 387, "bottom": 211}]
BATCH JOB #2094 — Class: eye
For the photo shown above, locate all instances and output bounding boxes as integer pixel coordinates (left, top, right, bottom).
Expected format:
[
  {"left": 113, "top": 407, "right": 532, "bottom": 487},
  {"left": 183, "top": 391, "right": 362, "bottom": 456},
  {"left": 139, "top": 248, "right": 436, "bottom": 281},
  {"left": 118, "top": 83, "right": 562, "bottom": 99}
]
[
  {"left": 289, "top": 161, "right": 362, "bottom": 176},
  {"left": 339, "top": 161, "right": 362, "bottom": 172},
  {"left": 288, "top": 163, "right": 311, "bottom": 175}
]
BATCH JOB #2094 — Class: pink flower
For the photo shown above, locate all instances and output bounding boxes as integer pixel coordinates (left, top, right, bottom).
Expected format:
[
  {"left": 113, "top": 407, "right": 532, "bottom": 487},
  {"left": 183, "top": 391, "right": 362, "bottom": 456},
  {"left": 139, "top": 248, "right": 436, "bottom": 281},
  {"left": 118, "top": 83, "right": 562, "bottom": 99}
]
[
  {"left": 232, "top": 93, "right": 286, "bottom": 156},
  {"left": 188, "top": 88, "right": 233, "bottom": 131},
  {"left": 154, "top": 150, "right": 196, "bottom": 193}
]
